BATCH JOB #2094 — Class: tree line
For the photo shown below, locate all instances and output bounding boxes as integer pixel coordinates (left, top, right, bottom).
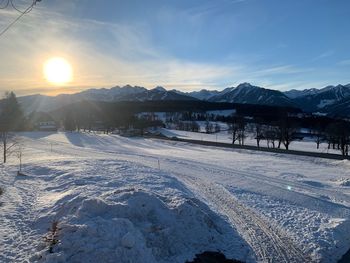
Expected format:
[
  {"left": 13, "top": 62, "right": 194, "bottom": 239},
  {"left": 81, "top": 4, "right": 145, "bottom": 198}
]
[
  {"left": 226, "top": 115, "right": 350, "bottom": 156},
  {"left": 1, "top": 91, "right": 350, "bottom": 162}
]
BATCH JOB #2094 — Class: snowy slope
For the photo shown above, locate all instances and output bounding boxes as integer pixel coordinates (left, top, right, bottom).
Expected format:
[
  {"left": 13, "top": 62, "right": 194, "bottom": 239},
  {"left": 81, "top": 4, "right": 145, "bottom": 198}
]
[
  {"left": 187, "top": 89, "right": 220, "bottom": 100},
  {"left": 291, "top": 84, "right": 350, "bottom": 112},
  {"left": 208, "top": 83, "right": 296, "bottom": 107},
  {"left": 284, "top": 88, "right": 320, "bottom": 99},
  {"left": 1, "top": 132, "right": 350, "bottom": 262}
]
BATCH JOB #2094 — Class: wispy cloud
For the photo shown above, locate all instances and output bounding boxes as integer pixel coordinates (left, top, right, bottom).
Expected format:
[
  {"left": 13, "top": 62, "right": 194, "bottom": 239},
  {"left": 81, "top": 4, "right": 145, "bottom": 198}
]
[
  {"left": 338, "top": 59, "right": 350, "bottom": 66},
  {"left": 262, "top": 81, "right": 330, "bottom": 91},
  {"left": 312, "top": 50, "right": 335, "bottom": 61},
  {"left": 251, "top": 65, "right": 313, "bottom": 76}
]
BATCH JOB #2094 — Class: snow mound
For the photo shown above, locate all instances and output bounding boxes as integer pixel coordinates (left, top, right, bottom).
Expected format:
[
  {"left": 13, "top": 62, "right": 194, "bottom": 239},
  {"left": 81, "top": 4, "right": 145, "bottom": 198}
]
[{"left": 33, "top": 189, "right": 238, "bottom": 263}]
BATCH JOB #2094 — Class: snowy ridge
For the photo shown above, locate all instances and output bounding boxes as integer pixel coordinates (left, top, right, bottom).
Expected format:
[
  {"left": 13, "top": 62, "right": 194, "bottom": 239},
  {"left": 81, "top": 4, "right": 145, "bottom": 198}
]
[
  {"left": 187, "top": 89, "right": 220, "bottom": 100},
  {"left": 290, "top": 84, "right": 350, "bottom": 112},
  {"left": 283, "top": 88, "right": 319, "bottom": 99},
  {"left": 17, "top": 85, "right": 196, "bottom": 113},
  {"left": 16, "top": 82, "right": 350, "bottom": 115},
  {"left": 208, "top": 83, "right": 295, "bottom": 107}
]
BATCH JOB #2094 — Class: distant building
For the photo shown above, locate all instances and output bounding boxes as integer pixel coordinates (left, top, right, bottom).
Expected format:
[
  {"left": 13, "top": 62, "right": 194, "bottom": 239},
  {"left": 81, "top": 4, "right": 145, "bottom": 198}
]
[
  {"left": 37, "top": 121, "right": 57, "bottom": 131},
  {"left": 28, "top": 111, "right": 58, "bottom": 131}
]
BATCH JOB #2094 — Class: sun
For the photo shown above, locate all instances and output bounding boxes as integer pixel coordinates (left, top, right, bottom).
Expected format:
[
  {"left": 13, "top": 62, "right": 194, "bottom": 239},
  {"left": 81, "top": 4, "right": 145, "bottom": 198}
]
[{"left": 44, "top": 57, "right": 73, "bottom": 85}]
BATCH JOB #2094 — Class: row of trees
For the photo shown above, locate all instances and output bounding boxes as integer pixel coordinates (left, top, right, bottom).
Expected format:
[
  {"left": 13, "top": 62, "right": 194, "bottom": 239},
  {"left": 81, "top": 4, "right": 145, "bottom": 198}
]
[
  {"left": 173, "top": 121, "right": 221, "bottom": 134},
  {"left": 167, "top": 112, "right": 350, "bottom": 156},
  {"left": 227, "top": 115, "right": 350, "bottom": 156}
]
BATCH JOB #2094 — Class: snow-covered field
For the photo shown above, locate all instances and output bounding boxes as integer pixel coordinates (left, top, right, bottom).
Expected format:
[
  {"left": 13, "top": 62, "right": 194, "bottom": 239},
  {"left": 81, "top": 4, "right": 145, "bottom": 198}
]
[
  {"left": 1, "top": 132, "right": 350, "bottom": 262},
  {"left": 160, "top": 128, "right": 341, "bottom": 155}
]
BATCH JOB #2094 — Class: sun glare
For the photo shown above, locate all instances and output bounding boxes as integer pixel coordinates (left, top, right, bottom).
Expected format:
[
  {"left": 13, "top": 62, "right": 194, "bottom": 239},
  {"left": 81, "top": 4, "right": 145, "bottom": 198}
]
[{"left": 44, "top": 57, "right": 73, "bottom": 85}]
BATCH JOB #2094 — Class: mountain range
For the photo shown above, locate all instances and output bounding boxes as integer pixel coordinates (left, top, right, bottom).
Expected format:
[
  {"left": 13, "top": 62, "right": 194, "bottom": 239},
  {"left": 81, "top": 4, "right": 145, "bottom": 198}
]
[{"left": 16, "top": 82, "right": 350, "bottom": 117}]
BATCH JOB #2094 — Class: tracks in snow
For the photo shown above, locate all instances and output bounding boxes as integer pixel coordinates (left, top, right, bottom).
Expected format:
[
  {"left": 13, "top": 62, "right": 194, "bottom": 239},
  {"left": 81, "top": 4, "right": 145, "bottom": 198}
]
[
  {"left": 177, "top": 173, "right": 312, "bottom": 263},
  {"left": 0, "top": 168, "right": 42, "bottom": 262},
  {"left": 165, "top": 158, "right": 350, "bottom": 213}
]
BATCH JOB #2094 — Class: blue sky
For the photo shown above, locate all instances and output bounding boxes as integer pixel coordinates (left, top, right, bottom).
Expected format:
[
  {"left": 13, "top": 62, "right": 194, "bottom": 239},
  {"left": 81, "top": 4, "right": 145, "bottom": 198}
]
[{"left": 0, "top": 0, "right": 349, "bottom": 95}]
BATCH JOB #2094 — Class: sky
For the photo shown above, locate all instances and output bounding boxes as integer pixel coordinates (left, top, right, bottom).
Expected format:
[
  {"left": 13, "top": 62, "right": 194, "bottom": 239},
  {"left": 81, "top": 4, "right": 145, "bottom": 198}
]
[{"left": 0, "top": 0, "right": 349, "bottom": 96}]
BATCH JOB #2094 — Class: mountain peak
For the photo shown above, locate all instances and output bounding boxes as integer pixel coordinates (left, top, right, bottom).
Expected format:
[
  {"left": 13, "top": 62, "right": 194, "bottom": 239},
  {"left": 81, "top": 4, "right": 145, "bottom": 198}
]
[
  {"left": 236, "top": 82, "right": 254, "bottom": 88},
  {"left": 207, "top": 82, "right": 292, "bottom": 107},
  {"left": 152, "top": 86, "right": 166, "bottom": 92}
]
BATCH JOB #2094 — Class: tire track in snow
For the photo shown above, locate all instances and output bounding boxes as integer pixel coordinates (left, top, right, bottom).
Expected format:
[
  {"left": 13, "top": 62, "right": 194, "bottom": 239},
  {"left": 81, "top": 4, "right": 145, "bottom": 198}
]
[
  {"left": 161, "top": 156, "right": 350, "bottom": 208},
  {"left": 175, "top": 173, "right": 312, "bottom": 263}
]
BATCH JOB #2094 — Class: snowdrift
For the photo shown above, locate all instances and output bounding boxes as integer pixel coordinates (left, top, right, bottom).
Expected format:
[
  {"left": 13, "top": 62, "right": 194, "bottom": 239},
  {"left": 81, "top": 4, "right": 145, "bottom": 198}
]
[{"left": 31, "top": 189, "right": 248, "bottom": 263}]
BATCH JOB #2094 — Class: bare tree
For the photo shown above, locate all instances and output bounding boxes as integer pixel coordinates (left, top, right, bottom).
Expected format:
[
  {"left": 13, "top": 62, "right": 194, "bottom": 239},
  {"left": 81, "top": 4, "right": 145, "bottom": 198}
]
[
  {"left": 228, "top": 116, "right": 246, "bottom": 145},
  {"left": 264, "top": 125, "right": 278, "bottom": 148},
  {"left": 0, "top": 133, "right": 19, "bottom": 163},
  {"left": 276, "top": 118, "right": 297, "bottom": 150},
  {"left": 228, "top": 122, "right": 239, "bottom": 144},
  {"left": 311, "top": 126, "right": 324, "bottom": 149},
  {"left": 315, "top": 133, "right": 322, "bottom": 150},
  {"left": 237, "top": 117, "right": 246, "bottom": 145},
  {"left": 190, "top": 121, "right": 200, "bottom": 132},
  {"left": 325, "top": 123, "right": 338, "bottom": 150},
  {"left": 214, "top": 123, "right": 221, "bottom": 133},
  {"left": 251, "top": 119, "right": 265, "bottom": 148},
  {"left": 0, "top": 92, "right": 23, "bottom": 163},
  {"left": 325, "top": 121, "right": 350, "bottom": 156},
  {"left": 205, "top": 121, "right": 213, "bottom": 134}
]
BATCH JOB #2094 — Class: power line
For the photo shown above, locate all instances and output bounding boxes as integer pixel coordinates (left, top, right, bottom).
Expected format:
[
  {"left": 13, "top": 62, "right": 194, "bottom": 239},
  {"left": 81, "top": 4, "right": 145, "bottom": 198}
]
[
  {"left": 0, "top": 0, "right": 10, "bottom": 9},
  {"left": 11, "top": 0, "right": 35, "bottom": 14},
  {"left": 0, "top": 0, "right": 41, "bottom": 38}
]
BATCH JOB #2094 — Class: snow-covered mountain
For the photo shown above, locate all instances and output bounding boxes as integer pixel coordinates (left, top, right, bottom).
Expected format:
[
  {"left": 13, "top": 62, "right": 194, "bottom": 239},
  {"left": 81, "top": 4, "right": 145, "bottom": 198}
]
[
  {"left": 18, "top": 85, "right": 197, "bottom": 113},
  {"left": 187, "top": 89, "right": 220, "bottom": 100},
  {"left": 16, "top": 82, "right": 350, "bottom": 115},
  {"left": 289, "top": 84, "right": 350, "bottom": 112},
  {"left": 320, "top": 95, "right": 350, "bottom": 117},
  {"left": 115, "top": 86, "right": 197, "bottom": 101},
  {"left": 207, "top": 83, "right": 296, "bottom": 107},
  {"left": 77, "top": 85, "right": 147, "bottom": 101},
  {"left": 283, "top": 88, "right": 320, "bottom": 99}
]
